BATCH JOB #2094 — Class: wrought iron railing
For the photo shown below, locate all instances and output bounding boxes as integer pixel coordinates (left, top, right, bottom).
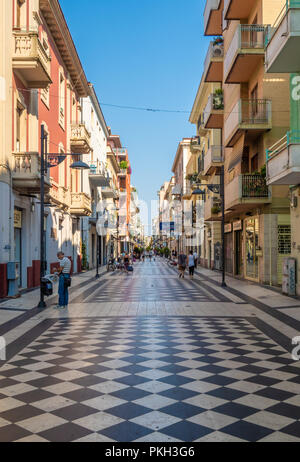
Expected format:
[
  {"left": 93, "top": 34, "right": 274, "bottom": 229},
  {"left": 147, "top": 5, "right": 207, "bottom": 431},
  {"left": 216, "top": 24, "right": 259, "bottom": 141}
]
[
  {"left": 241, "top": 175, "right": 269, "bottom": 198},
  {"left": 239, "top": 99, "right": 271, "bottom": 125}
]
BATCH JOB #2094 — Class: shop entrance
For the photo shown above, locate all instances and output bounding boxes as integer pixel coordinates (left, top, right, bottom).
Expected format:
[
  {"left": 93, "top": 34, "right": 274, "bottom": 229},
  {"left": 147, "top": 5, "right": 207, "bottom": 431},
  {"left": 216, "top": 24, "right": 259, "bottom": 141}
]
[{"left": 235, "top": 230, "right": 243, "bottom": 276}]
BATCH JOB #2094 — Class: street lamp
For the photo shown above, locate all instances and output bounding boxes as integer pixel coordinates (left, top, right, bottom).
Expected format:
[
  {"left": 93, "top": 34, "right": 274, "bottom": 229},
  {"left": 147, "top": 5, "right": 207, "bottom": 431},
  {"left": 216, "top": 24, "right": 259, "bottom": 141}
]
[
  {"left": 192, "top": 165, "right": 226, "bottom": 288},
  {"left": 38, "top": 124, "right": 90, "bottom": 308}
]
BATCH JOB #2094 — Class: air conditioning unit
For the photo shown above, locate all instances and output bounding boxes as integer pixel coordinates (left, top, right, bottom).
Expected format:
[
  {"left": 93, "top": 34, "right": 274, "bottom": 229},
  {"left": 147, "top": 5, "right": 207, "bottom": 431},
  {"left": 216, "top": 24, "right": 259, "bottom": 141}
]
[{"left": 213, "top": 45, "right": 223, "bottom": 57}]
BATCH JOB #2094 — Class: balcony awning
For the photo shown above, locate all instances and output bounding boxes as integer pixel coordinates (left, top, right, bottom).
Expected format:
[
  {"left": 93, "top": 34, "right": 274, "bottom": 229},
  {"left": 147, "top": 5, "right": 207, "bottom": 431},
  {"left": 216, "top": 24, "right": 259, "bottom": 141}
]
[{"left": 228, "top": 133, "right": 245, "bottom": 171}]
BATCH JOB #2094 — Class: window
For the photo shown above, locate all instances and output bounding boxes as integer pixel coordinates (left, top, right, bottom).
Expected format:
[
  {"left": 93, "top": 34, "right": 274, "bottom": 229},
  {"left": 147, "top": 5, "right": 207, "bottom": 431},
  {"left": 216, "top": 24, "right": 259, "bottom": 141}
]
[
  {"left": 16, "top": 101, "right": 26, "bottom": 152},
  {"left": 59, "top": 71, "right": 65, "bottom": 126},
  {"left": 278, "top": 225, "right": 291, "bottom": 255},
  {"left": 16, "top": 0, "right": 25, "bottom": 29}
]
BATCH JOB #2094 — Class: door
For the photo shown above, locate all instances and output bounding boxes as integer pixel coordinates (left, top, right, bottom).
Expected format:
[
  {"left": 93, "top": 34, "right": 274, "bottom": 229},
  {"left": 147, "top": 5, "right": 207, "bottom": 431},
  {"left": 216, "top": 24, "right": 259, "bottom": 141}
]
[
  {"left": 245, "top": 217, "right": 259, "bottom": 280},
  {"left": 14, "top": 228, "right": 22, "bottom": 287}
]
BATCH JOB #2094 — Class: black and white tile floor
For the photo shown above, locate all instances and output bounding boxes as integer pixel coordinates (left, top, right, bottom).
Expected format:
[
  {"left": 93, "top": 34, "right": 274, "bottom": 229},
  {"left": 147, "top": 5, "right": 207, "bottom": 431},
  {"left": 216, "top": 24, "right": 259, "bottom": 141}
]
[{"left": 0, "top": 316, "right": 300, "bottom": 442}]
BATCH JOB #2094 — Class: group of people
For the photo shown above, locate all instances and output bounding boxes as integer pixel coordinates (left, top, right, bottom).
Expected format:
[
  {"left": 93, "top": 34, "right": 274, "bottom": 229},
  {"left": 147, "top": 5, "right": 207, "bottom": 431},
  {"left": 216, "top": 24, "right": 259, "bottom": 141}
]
[{"left": 177, "top": 250, "right": 198, "bottom": 279}]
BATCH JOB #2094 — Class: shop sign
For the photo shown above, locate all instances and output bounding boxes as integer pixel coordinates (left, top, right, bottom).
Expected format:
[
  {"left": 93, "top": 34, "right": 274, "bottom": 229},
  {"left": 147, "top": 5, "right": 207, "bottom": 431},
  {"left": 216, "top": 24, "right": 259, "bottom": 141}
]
[
  {"left": 233, "top": 220, "right": 243, "bottom": 231},
  {"left": 224, "top": 223, "right": 232, "bottom": 233},
  {"left": 14, "top": 209, "right": 22, "bottom": 229}
]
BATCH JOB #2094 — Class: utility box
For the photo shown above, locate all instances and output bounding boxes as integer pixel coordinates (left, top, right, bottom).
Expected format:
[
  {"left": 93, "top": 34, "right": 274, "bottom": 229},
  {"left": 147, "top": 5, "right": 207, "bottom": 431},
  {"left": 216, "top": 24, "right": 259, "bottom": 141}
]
[
  {"left": 282, "top": 258, "right": 297, "bottom": 296},
  {"left": 7, "top": 262, "right": 19, "bottom": 297}
]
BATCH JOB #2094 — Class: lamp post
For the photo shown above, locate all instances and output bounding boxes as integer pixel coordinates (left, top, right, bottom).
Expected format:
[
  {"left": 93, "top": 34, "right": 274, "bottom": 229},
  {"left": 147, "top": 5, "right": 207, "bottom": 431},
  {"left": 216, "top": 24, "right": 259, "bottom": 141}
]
[
  {"left": 38, "top": 124, "right": 90, "bottom": 308},
  {"left": 192, "top": 165, "right": 227, "bottom": 288}
]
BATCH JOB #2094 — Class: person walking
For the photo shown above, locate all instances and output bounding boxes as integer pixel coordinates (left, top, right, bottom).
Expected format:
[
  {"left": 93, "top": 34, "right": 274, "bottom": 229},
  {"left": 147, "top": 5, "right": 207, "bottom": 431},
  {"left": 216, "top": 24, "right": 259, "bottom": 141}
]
[
  {"left": 178, "top": 251, "right": 187, "bottom": 279},
  {"left": 188, "top": 250, "right": 195, "bottom": 279},
  {"left": 54, "top": 252, "right": 71, "bottom": 309},
  {"left": 193, "top": 250, "right": 198, "bottom": 269}
]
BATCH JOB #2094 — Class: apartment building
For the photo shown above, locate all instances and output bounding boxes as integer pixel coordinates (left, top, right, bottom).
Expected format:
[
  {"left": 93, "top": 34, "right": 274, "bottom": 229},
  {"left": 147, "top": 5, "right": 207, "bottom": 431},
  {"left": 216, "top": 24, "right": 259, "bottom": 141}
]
[
  {"left": 190, "top": 70, "right": 223, "bottom": 269},
  {"left": 265, "top": 1, "right": 300, "bottom": 294},
  {"left": 202, "top": 0, "right": 291, "bottom": 286},
  {"left": 81, "top": 83, "right": 110, "bottom": 269},
  {"left": 0, "top": 0, "right": 91, "bottom": 296},
  {"left": 171, "top": 138, "right": 195, "bottom": 253}
]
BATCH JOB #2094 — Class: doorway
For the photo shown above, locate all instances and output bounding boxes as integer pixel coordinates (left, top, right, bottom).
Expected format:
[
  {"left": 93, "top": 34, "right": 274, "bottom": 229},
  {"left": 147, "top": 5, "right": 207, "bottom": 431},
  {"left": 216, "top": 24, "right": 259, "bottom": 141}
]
[{"left": 235, "top": 230, "right": 243, "bottom": 276}]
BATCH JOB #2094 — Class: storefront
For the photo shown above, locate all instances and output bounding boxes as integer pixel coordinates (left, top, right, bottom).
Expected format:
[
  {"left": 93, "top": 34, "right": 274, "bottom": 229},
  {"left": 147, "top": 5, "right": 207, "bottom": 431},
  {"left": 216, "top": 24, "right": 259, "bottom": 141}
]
[
  {"left": 244, "top": 217, "right": 259, "bottom": 281},
  {"left": 233, "top": 220, "right": 243, "bottom": 277}
]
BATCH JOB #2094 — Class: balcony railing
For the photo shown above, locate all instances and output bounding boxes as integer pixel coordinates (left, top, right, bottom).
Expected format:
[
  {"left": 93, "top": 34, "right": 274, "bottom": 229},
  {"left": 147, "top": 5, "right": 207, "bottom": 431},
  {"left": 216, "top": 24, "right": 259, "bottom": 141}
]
[
  {"left": 12, "top": 152, "right": 50, "bottom": 193},
  {"left": 266, "top": 130, "right": 300, "bottom": 185},
  {"left": 203, "top": 146, "right": 224, "bottom": 175},
  {"left": 225, "top": 99, "right": 272, "bottom": 147},
  {"left": 89, "top": 161, "right": 110, "bottom": 186},
  {"left": 70, "top": 192, "right": 92, "bottom": 216},
  {"left": 224, "top": 25, "right": 268, "bottom": 83},
  {"left": 225, "top": 174, "right": 270, "bottom": 210},
  {"left": 13, "top": 30, "right": 52, "bottom": 88},
  {"left": 70, "top": 124, "right": 91, "bottom": 154},
  {"left": 203, "top": 41, "right": 224, "bottom": 82},
  {"left": 265, "top": 1, "right": 300, "bottom": 73},
  {"left": 203, "top": 92, "right": 224, "bottom": 128},
  {"left": 241, "top": 175, "right": 269, "bottom": 198}
]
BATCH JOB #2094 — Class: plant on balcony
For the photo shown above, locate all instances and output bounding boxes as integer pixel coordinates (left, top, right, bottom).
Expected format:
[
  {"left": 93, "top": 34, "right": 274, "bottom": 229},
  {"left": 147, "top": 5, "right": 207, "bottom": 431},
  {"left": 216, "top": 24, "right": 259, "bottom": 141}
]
[
  {"left": 186, "top": 172, "right": 199, "bottom": 183},
  {"left": 119, "top": 160, "right": 128, "bottom": 170},
  {"left": 213, "top": 89, "right": 224, "bottom": 110},
  {"left": 211, "top": 206, "right": 221, "bottom": 214},
  {"left": 213, "top": 37, "right": 223, "bottom": 46}
]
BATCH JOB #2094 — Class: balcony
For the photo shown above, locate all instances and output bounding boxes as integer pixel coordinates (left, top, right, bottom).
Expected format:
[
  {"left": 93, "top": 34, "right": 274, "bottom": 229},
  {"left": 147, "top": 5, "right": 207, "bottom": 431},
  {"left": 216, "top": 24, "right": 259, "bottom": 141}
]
[
  {"left": 266, "top": 131, "right": 300, "bottom": 185},
  {"left": 204, "top": 195, "right": 222, "bottom": 222},
  {"left": 102, "top": 180, "right": 119, "bottom": 199},
  {"left": 224, "top": 0, "right": 257, "bottom": 20},
  {"left": 204, "top": 0, "right": 223, "bottom": 36},
  {"left": 89, "top": 161, "right": 110, "bottom": 187},
  {"left": 182, "top": 180, "right": 193, "bottom": 200},
  {"left": 265, "top": 2, "right": 300, "bottom": 73},
  {"left": 118, "top": 169, "right": 127, "bottom": 177},
  {"left": 225, "top": 174, "right": 271, "bottom": 212},
  {"left": 70, "top": 124, "right": 91, "bottom": 154},
  {"left": 203, "top": 146, "right": 224, "bottom": 176},
  {"left": 12, "top": 152, "right": 50, "bottom": 193},
  {"left": 70, "top": 192, "right": 92, "bottom": 216},
  {"left": 203, "top": 41, "right": 224, "bottom": 83},
  {"left": 203, "top": 93, "right": 224, "bottom": 129},
  {"left": 12, "top": 31, "right": 52, "bottom": 89},
  {"left": 224, "top": 25, "right": 268, "bottom": 84},
  {"left": 224, "top": 99, "right": 272, "bottom": 147}
]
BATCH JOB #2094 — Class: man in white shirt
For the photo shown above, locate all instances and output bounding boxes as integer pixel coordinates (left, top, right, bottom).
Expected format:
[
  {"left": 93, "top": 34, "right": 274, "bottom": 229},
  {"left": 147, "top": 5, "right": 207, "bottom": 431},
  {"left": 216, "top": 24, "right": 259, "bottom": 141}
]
[{"left": 55, "top": 252, "right": 71, "bottom": 309}]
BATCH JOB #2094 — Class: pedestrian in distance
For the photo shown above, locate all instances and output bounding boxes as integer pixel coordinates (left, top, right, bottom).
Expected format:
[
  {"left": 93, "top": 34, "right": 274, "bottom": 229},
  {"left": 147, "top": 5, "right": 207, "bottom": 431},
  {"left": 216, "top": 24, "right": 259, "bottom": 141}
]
[
  {"left": 54, "top": 252, "right": 71, "bottom": 309},
  {"left": 178, "top": 251, "right": 187, "bottom": 279},
  {"left": 188, "top": 250, "right": 195, "bottom": 279},
  {"left": 193, "top": 250, "right": 198, "bottom": 269}
]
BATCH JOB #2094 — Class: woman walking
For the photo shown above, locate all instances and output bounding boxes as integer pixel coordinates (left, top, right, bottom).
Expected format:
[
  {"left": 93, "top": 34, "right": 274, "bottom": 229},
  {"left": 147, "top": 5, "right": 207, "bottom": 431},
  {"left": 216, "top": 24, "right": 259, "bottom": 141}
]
[
  {"left": 178, "top": 251, "right": 187, "bottom": 279},
  {"left": 188, "top": 250, "right": 195, "bottom": 279}
]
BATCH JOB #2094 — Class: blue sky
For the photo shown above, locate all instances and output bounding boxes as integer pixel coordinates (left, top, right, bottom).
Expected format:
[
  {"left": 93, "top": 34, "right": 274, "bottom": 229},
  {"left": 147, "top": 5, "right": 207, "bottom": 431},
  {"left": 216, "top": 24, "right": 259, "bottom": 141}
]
[{"left": 60, "top": 0, "right": 210, "bottom": 231}]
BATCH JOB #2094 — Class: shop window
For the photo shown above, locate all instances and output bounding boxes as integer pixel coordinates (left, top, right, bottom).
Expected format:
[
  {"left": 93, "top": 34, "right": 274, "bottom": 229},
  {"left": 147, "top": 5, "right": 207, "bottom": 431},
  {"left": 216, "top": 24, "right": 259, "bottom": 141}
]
[{"left": 278, "top": 225, "right": 291, "bottom": 255}]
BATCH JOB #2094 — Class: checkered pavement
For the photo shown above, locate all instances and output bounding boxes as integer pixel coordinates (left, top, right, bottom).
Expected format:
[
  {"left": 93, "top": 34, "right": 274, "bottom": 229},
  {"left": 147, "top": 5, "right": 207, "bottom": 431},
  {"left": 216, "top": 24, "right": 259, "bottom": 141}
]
[{"left": 0, "top": 317, "right": 299, "bottom": 442}]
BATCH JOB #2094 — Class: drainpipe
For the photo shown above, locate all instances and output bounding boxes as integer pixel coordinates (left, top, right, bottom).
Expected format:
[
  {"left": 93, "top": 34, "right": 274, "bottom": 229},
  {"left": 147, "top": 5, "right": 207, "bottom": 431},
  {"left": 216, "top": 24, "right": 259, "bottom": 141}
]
[{"left": 0, "top": 163, "right": 13, "bottom": 261}]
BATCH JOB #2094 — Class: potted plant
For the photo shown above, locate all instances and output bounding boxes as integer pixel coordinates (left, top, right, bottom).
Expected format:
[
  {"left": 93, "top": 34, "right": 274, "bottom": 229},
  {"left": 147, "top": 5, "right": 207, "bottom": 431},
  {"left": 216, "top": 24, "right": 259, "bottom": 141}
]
[
  {"left": 213, "top": 37, "right": 223, "bottom": 46},
  {"left": 211, "top": 206, "right": 221, "bottom": 214},
  {"left": 213, "top": 89, "right": 224, "bottom": 109},
  {"left": 119, "top": 160, "right": 128, "bottom": 171}
]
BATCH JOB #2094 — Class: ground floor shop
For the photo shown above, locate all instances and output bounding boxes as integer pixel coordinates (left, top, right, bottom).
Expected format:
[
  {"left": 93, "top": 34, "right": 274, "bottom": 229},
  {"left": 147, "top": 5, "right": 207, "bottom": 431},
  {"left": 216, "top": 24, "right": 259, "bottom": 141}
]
[{"left": 224, "top": 212, "right": 291, "bottom": 287}]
